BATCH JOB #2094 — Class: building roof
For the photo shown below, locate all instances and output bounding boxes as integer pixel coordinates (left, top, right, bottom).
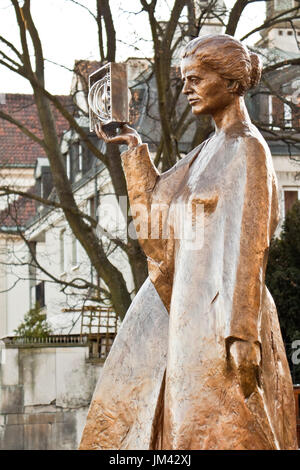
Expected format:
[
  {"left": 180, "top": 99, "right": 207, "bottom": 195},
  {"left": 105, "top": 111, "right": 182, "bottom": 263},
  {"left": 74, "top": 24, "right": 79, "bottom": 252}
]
[
  {"left": 0, "top": 93, "right": 74, "bottom": 167},
  {"left": 0, "top": 189, "right": 37, "bottom": 230},
  {"left": 257, "top": 46, "right": 300, "bottom": 64}
]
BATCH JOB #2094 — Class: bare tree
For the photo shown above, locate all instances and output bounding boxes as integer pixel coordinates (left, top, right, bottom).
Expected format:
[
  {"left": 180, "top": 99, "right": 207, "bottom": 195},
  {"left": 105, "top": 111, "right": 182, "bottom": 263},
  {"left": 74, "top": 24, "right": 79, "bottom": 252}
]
[{"left": 0, "top": 0, "right": 299, "bottom": 320}]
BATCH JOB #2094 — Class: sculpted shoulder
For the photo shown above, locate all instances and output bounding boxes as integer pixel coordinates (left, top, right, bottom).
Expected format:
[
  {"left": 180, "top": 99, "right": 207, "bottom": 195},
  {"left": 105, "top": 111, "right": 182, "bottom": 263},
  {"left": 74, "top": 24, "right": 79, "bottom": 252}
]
[{"left": 232, "top": 130, "right": 271, "bottom": 169}]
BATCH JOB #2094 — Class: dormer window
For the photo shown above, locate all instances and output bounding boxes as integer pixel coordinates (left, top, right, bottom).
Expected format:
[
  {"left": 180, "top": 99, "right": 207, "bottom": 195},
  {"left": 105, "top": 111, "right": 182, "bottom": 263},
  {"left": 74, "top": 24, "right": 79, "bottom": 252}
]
[
  {"left": 68, "top": 139, "right": 96, "bottom": 182},
  {"left": 268, "top": 94, "right": 298, "bottom": 130},
  {"left": 34, "top": 158, "right": 53, "bottom": 200}
]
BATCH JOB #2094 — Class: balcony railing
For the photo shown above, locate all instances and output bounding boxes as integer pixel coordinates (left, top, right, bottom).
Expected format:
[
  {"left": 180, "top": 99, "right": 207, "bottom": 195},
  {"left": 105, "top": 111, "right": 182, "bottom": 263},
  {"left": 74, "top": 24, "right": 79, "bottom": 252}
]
[
  {"left": 1, "top": 332, "right": 117, "bottom": 361},
  {"left": 2, "top": 334, "right": 88, "bottom": 347}
]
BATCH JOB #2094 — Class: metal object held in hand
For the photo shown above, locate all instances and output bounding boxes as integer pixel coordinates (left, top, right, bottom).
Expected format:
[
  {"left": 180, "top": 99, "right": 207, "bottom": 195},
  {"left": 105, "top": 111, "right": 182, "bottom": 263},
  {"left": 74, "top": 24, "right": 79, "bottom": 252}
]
[{"left": 88, "top": 63, "right": 129, "bottom": 136}]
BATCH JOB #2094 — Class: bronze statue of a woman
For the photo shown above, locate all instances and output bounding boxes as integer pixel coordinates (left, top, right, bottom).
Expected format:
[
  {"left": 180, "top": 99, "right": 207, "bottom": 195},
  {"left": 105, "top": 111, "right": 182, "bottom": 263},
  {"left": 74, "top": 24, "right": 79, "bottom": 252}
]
[{"left": 80, "top": 35, "right": 298, "bottom": 450}]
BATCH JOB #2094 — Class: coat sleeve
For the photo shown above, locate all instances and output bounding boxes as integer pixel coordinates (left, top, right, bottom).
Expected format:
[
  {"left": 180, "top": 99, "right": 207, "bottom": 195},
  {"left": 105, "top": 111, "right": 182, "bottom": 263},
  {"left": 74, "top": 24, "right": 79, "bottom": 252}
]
[
  {"left": 228, "top": 138, "right": 278, "bottom": 344},
  {"left": 121, "top": 143, "right": 160, "bottom": 214},
  {"left": 121, "top": 143, "right": 173, "bottom": 309},
  {"left": 121, "top": 142, "right": 205, "bottom": 311},
  {"left": 120, "top": 143, "right": 165, "bottom": 256}
]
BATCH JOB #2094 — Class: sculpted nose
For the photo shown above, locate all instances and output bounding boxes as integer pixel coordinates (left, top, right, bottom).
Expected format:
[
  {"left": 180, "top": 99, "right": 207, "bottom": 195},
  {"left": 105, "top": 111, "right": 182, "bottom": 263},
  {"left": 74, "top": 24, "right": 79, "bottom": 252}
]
[{"left": 182, "top": 81, "right": 190, "bottom": 95}]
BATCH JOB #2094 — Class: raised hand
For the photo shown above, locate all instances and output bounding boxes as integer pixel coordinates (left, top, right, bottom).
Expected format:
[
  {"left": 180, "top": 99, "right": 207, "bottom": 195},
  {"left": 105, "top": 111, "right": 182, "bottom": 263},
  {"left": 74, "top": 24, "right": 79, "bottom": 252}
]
[{"left": 95, "top": 123, "right": 142, "bottom": 150}]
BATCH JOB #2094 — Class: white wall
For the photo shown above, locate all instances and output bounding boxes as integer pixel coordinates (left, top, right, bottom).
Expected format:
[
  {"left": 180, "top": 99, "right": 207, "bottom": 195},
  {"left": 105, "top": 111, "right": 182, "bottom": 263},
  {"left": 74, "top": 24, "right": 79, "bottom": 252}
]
[
  {"left": 0, "top": 168, "right": 35, "bottom": 211},
  {"left": 268, "top": 27, "right": 300, "bottom": 53},
  {"left": 0, "top": 343, "right": 102, "bottom": 450},
  {"left": 0, "top": 236, "right": 31, "bottom": 336}
]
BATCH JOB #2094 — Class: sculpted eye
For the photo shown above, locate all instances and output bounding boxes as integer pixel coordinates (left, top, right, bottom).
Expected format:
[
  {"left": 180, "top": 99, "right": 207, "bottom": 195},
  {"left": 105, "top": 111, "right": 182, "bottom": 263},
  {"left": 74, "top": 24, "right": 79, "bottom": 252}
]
[{"left": 182, "top": 76, "right": 201, "bottom": 86}]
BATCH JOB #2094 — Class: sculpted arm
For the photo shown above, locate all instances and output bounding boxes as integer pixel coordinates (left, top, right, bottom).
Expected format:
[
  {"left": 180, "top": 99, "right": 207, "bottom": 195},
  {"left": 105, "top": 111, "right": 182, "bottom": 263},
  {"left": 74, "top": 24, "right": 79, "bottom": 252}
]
[
  {"left": 96, "top": 123, "right": 174, "bottom": 309},
  {"left": 227, "top": 138, "right": 274, "bottom": 398},
  {"left": 95, "top": 122, "right": 160, "bottom": 230},
  {"left": 95, "top": 123, "right": 167, "bottom": 258}
]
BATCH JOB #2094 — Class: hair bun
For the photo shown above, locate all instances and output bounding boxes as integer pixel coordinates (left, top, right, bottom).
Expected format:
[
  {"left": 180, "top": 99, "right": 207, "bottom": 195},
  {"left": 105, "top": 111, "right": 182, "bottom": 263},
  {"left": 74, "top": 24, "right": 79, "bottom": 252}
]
[{"left": 249, "top": 52, "right": 262, "bottom": 89}]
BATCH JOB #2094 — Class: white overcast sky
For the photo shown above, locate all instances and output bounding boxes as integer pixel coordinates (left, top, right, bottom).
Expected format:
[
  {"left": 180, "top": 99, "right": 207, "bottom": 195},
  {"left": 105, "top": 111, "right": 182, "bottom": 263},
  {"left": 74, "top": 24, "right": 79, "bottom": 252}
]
[{"left": 0, "top": 0, "right": 266, "bottom": 94}]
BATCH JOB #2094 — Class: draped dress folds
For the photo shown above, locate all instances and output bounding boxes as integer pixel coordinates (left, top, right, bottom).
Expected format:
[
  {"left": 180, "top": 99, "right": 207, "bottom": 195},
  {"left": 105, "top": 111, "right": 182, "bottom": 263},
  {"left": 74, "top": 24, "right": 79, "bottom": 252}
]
[{"left": 79, "top": 130, "right": 298, "bottom": 450}]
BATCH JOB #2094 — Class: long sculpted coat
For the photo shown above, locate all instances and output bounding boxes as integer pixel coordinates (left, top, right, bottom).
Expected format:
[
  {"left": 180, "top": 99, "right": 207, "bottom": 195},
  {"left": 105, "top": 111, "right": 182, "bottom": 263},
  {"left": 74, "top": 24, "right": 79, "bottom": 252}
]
[{"left": 80, "top": 126, "right": 298, "bottom": 450}]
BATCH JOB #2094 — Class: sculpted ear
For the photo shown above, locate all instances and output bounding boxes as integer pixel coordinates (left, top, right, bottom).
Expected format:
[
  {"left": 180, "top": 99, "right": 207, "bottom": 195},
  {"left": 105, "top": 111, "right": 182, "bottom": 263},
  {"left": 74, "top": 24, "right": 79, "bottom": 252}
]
[{"left": 227, "top": 79, "right": 240, "bottom": 94}]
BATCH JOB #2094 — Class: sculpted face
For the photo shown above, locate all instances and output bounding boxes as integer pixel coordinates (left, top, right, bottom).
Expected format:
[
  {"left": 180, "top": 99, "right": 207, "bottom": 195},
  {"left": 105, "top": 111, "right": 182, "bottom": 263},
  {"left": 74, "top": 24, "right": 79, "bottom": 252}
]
[{"left": 181, "top": 55, "right": 236, "bottom": 116}]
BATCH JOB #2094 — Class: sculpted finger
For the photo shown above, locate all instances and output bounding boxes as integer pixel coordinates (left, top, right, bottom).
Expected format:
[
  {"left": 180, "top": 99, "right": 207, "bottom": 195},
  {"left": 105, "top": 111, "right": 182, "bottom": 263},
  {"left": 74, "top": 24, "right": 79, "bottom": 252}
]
[
  {"left": 95, "top": 123, "right": 106, "bottom": 139},
  {"left": 108, "top": 135, "right": 128, "bottom": 144},
  {"left": 95, "top": 122, "right": 108, "bottom": 141},
  {"left": 121, "top": 124, "right": 134, "bottom": 132},
  {"left": 95, "top": 128, "right": 102, "bottom": 140},
  {"left": 94, "top": 123, "right": 103, "bottom": 139}
]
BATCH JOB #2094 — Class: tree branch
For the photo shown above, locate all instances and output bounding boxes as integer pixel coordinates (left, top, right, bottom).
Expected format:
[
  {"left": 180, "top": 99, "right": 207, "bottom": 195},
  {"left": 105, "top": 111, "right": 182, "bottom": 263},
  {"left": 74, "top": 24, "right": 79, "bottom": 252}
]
[
  {"left": 263, "top": 58, "right": 300, "bottom": 74},
  {"left": 225, "top": 0, "right": 265, "bottom": 36},
  {"left": 240, "top": 7, "right": 300, "bottom": 41}
]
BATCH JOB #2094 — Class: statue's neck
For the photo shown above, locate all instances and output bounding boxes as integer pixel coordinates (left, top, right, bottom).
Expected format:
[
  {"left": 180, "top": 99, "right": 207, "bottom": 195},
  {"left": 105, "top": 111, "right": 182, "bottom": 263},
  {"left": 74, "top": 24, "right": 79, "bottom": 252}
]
[{"left": 213, "top": 96, "right": 251, "bottom": 134}]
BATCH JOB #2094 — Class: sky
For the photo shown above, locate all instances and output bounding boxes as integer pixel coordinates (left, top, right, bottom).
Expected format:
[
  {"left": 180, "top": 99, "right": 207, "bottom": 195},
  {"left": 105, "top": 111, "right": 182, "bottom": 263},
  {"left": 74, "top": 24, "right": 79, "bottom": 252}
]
[{"left": 0, "top": 0, "right": 266, "bottom": 95}]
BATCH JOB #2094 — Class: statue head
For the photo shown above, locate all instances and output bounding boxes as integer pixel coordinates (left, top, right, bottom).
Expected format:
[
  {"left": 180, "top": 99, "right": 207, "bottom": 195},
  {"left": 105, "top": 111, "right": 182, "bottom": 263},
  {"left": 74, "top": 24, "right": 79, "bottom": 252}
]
[
  {"left": 182, "top": 34, "right": 262, "bottom": 96},
  {"left": 181, "top": 35, "right": 262, "bottom": 117}
]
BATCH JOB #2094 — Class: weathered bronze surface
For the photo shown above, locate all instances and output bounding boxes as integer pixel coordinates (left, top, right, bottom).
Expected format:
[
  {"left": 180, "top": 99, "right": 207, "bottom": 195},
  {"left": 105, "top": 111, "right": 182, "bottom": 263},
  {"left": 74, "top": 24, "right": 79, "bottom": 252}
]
[{"left": 80, "top": 35, "right": 298, "bottom": 450}]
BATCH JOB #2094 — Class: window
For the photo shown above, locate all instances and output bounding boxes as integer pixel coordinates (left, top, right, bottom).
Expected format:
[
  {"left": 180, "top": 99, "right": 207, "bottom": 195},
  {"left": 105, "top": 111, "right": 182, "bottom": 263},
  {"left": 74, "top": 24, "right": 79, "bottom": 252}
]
[
  {"left": 269, "top": 95, "right": 296, "bottom": 129},
  {"left": 268, "top": 95, "right": 273, "bottom": 127},
  {"left": 36, "top": 281, "right": 45, "bottom": 308},
  {"left": 69, "top": 140, "right": 97, "bottom": 180},
  {"left": 78, "top": 144, "right": 83, "bottom": 172},
  {"left": 284, "top": 190, "right": 299, "bottom": 216},
  {"left": 269, "top": 95, "right": 283, "bottom": 129},
  {"left": 287, "top": 30, "right": 293, "bottom": 36},
  {"left": 284, "top": 98, "right": 292, "bottom": 128},
  {"left": 69, "top": 142, "right": 82, "bottom": 182},
  {"left": 82, "top": 142, "right": 96, "bottom": 174},
  {"left": 66, "top": 154, "right": 71, "bottom": 179},
  {"left": 28, "top": 241, "right": 37, "bottom": 279},
  {"left": 72, "top": 234, "right": 78, "bottom": 267},
  {"left": 292, "top": 93, "right": 300, "bottom": 128},
  {"left": 279, "top": 30, "right": 283, "bottom": 36},
  {"left": 29, "top": 242, "right": 37, "bottom": 310},
  {"left": 89, "top": 196, "right": 96, "bottom": 219},
  {"left": 88, "top": 192, "right": 100, "bottom": 221},
  {"left": 60, "top": 229, "right": 66, "bottom": 273}
]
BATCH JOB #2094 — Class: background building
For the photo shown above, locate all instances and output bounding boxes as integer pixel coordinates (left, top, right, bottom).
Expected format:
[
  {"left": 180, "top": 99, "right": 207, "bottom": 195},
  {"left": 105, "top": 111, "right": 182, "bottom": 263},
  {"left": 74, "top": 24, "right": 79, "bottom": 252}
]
[{"left": 0, "top": 0, "right": 299, "bottom": 449}]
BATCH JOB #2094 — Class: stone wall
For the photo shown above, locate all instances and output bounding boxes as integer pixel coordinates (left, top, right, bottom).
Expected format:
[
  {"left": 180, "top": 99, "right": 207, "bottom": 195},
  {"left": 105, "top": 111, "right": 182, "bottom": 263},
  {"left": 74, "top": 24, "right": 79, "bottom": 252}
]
[{"left": 0, "top": 342, "right": 102, "bottom": 449}]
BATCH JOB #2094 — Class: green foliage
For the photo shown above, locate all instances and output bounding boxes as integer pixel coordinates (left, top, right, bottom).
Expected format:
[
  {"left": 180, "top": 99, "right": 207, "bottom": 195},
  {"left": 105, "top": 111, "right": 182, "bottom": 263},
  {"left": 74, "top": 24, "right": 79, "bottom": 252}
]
[
  {"left": 14, "top": 303, "right": 53, "bottom": 338},
  {"left": 266, "top": 201, "right": 300, "bottom": 383},
  {"left": 266, "top": 200, "right": 300, "bottom": 344}
]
